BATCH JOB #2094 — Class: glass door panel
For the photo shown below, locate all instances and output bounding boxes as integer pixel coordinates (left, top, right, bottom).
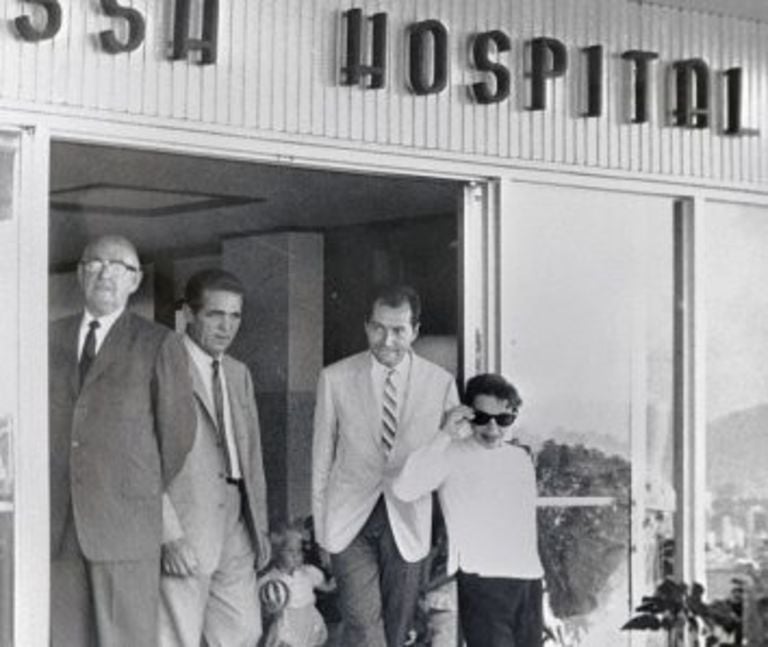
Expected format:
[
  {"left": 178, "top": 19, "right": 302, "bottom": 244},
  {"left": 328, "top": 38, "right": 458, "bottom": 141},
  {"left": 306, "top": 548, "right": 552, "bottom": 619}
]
[
  {"left": 0, "top": 134, "right": 21, "bottom": 647},
  {"left": 704, "top": 201, "right": 768, "bottom": 644},
  {"left": 0, "top": 126, "right": 49, "bottom": 647},
  {"left": 499, "top": 182, "right": 675, "bottom": 646}
]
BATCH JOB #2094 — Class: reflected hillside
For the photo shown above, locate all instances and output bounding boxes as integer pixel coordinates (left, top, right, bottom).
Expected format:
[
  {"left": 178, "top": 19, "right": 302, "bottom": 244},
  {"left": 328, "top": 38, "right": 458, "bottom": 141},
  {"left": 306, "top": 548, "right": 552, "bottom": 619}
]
[{"left": 709, "top": 404, "right": 768, "bottom": 499}]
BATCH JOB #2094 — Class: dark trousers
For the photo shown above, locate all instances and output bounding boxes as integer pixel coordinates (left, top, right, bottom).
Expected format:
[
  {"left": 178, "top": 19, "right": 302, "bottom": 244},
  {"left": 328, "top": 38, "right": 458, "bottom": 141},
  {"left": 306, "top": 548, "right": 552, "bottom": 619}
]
[
  {"left": 51, "top": 506, "right": 160, "bottom": 647},
  {"left": 457, "top": 572, "right": 543, "bottom": 647},
  {"left": 331, "top": 497, "right": 424, "bottom": 647}
]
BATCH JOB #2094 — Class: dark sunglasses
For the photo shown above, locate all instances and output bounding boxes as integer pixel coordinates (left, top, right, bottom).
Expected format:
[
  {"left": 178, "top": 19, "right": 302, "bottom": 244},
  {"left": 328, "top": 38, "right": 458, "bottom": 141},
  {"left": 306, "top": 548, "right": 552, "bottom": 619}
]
[{"left": 472, "top": 410, "right": 518, "bottom": 427}]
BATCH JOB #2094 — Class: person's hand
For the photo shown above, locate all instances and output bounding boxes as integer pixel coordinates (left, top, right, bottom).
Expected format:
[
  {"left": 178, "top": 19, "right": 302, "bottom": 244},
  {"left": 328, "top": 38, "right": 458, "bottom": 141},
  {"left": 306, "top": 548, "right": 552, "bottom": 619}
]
[
  {"left": 441, "top": 404, "right": 474, "bottom": 440},
  {"left": 161, "top": 537, "right": 199, "bottom": 577},
  {"left": 255, "top": 528, "right": 272, "bottom": 571},
  {"left": 318, "top": 547, "right": 332, "bottom": 570}
]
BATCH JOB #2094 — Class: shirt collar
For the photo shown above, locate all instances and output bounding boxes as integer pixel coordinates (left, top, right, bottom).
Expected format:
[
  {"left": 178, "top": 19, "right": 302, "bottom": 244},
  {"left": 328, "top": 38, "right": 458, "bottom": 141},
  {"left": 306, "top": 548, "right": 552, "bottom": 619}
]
[
  {"left": 369, "top": 350, "right": 412, "bottom": 377},
  {"left": 81, "top": 306, "right": 124, "bottom": 332},
  {"left": 184, "top": 333, "right": 222, "bottom": 366}
]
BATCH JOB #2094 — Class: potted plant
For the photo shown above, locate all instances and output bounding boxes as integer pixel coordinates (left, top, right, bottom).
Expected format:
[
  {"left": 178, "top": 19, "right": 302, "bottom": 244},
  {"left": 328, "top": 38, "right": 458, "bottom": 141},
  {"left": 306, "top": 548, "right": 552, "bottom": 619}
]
[{"left": 622, "top": 577, "right": 744, "bottom": 647}]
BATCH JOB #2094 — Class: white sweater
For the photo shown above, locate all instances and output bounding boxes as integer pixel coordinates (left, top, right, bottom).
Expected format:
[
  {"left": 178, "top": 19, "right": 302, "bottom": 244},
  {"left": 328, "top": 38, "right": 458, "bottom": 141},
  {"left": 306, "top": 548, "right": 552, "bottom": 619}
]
[{"left": 392, "top": 433, "right": 544, "bottom": 579}]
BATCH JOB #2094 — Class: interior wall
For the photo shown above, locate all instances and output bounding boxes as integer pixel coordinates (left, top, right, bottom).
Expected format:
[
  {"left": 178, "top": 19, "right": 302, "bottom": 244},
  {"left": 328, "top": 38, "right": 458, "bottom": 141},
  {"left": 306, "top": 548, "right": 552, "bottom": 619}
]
[{"left": 323, "top": 214, "right": 458, "bottom": 365}]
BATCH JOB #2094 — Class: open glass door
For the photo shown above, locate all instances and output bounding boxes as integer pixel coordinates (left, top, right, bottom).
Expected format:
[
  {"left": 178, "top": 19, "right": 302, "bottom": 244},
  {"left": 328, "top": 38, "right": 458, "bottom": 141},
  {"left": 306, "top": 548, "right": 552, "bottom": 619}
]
[
  {"left": 0, "top": 126, "right": 50, "bottom": 647},
  {"left": 497, "top": 181, "right": 677, "bottom": 645}
]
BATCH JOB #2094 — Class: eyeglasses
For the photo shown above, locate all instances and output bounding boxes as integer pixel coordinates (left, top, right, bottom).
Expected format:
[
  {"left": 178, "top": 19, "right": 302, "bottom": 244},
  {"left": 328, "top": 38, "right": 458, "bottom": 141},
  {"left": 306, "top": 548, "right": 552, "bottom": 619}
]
[
  {"left": 472, "top": 409, "right": 518, "bottom": 427},
  {"left": 80, "top": 258, "right": 139, "bottom": 275}
]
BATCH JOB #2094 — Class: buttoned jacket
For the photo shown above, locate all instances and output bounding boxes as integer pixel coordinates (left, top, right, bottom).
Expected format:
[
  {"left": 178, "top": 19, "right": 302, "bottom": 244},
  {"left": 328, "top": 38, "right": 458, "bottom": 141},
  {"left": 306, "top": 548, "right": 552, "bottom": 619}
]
[{"left": 49, "top": 311, "right": 196, "bottom": 561}]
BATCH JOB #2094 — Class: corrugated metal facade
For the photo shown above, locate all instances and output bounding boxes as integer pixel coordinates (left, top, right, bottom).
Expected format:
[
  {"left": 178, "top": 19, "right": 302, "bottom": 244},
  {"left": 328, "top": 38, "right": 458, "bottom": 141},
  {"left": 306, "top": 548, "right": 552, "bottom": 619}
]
[{"left": 1, "top": 0, "right": 766, "bottom": 186}]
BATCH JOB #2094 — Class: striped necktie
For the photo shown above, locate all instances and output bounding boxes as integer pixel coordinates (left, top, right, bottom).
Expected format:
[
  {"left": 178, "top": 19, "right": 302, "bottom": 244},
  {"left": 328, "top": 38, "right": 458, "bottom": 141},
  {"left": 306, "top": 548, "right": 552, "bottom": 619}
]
[{"left": 382, "top": 369, "right": 398, "bottom": 453}]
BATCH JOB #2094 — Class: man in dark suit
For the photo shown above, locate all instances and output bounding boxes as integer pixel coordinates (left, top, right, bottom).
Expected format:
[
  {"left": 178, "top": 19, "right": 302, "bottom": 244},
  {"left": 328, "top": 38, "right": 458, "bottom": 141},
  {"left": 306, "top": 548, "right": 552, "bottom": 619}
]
[
  {"left": 49, "top": 235, "right": 196, "bottom": 647},
  {"left": 159, "top": 269, "right": 270, "bottom": 647},
  {"left": 312, "top": 285, "right": 460, "bottom": 647}
]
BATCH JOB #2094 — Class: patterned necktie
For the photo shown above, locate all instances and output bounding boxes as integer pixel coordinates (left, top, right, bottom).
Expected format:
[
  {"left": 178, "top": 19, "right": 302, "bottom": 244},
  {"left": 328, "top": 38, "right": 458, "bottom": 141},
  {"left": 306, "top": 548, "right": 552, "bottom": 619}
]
[
  {"left": 211, "top": 359, "right": 234, "bottom": 478},
  {"left": 382, "top": 369, "right": 398, "bottom": 453},
  {"left": 79, "top": 320, "right": 100, "bottom": 388}
]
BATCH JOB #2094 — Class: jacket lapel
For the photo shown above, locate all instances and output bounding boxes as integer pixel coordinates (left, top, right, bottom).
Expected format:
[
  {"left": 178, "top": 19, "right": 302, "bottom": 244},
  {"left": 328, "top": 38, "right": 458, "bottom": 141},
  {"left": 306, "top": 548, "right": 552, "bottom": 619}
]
[
  {"left": 223, "top": 356, "right": 250, "bottom": 463},
  {"left": 64, "top": 316, "right": 82, "bottom": 397},
  {"left": 189, "top": 355, "right": 217, "bottom": 431},
  {"left": 351, "top": 354, "right": 380, "bottom": 448},
  {"left": 397, "top": 353, "right": 423, "bottom": 440},
  {"left": 79, "top": 311, "right": 129, "bottom": 391}
]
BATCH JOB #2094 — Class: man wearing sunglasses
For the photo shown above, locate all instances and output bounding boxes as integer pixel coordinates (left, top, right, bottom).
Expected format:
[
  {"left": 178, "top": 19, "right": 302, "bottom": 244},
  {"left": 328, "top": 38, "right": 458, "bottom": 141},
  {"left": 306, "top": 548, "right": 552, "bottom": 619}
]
[{"left": 393, "top": 373, "right": 544, "bottom": 647}]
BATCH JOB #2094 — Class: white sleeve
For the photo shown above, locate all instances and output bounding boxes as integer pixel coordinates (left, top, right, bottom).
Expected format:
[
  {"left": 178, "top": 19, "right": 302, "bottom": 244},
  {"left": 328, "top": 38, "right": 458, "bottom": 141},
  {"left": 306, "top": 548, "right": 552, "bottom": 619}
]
[
  {"left": 162, "top": 493, "right": 184, "bottom": 543},
  {"left": 391, "top": 432, "right": 454, "bottom": 502},
  {"left": 306, "top": 564, "right": 325, "bottom": 588},
  {"left": 311, "top": 369, "right": 337, "bottom": 549}
]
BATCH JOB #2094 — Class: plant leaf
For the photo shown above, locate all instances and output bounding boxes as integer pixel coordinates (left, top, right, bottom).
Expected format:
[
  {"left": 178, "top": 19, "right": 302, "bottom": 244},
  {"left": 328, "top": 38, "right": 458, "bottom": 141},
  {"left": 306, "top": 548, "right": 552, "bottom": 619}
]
[{"left": 622, "top": 615, "right": 661, "bottom": 631}]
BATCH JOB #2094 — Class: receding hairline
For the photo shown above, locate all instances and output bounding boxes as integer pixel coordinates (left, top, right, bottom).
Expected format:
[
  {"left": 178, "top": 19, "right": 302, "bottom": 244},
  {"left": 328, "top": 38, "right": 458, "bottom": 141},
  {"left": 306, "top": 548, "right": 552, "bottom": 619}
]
[{"left": 81, "top": 235, "right": 140, "bottom": 265}]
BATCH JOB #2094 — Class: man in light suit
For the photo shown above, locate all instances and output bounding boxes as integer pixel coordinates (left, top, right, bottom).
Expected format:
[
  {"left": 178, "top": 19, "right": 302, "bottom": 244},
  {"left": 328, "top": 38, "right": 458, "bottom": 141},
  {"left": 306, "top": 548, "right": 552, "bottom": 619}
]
[
  {"left": 159, "top": 268, "right": 270, "bottom": 647},
  {"left": 49, "top": 235, "right": 197, "bottom": 647},
  {"left": 312, "top": 284, "right": 460, "bottom": 647}
]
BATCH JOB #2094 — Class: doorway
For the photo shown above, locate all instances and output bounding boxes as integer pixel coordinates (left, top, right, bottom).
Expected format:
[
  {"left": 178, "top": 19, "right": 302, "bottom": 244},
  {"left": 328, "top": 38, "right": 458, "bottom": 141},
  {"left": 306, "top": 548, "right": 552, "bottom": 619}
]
[{"left": 48, "top": 140, "right": 465, "bottom": 526}]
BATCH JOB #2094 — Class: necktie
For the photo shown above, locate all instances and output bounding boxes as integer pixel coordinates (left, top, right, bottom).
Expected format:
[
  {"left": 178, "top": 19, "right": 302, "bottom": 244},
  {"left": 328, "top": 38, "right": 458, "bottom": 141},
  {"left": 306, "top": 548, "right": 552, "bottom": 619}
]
[
  {"left": 382, "top": 369, "right": 398, "bottom": 453},
  {"left": 79, "top": 320, "right": 100, "bottom": 388},
  {"left": 211, "top": 359, "right": 235, "bottom": 478}
]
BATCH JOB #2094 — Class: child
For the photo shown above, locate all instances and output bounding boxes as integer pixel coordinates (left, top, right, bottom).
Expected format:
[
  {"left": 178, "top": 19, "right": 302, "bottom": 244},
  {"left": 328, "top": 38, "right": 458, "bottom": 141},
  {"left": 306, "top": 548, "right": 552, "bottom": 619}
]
[
  {"left": 259, "top": 526, "right": 334, "bottom": 647},
  {"left": 392, "top": 373, "right": 544, "bottom": 647}
]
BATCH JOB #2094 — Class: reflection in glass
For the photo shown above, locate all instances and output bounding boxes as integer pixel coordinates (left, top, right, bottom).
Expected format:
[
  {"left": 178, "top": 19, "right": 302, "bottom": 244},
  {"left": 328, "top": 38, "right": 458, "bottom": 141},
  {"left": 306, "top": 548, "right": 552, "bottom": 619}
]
[
  {"left": 0, "top": 143, "right": 15, "bottom": 647},
  {"left": 705, "top": 202, "right": 768, "bottom": 643},
  {"left": 0, "top": 415, "right": 11, "bottom": 647},
  {"left": 501, "top": 185, "right": 674, "bottom": 645}
]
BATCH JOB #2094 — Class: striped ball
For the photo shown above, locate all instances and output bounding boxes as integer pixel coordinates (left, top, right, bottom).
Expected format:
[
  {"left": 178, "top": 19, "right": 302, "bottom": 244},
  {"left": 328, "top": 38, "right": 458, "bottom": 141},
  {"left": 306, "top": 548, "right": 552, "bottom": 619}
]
[{"left": 259, "top": 578, "right": 290, "bottom": 614}]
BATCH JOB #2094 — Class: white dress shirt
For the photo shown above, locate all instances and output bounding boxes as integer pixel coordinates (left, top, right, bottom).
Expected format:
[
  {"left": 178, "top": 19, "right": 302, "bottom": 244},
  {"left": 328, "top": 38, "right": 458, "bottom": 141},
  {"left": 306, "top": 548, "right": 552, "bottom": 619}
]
[
  {"left": 184, "top": 335, "right": 242, "bottom": 480},
  {"left": 78, "top": 307, "right": 125, "bottom": 359},
  {"left": 393, "top": 432, "right": 544, "bottom": 579}
]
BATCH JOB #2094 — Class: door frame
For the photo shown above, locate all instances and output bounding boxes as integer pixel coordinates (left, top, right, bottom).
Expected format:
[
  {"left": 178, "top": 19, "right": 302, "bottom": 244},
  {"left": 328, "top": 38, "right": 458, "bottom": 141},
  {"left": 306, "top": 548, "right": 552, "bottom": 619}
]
[{"left": 4, "top": 109, "right": 768, "bottom": 645}]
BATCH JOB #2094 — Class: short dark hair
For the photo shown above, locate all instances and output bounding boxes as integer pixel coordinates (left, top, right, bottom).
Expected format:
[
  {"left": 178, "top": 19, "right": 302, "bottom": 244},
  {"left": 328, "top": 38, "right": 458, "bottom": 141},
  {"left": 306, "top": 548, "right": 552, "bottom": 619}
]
[
  {"left": 184, "top": 269, "right": 245, "bottom": 312},
  {"left": 367, "top": 284, "right": 422, "bottom": 326},
  {"left": 464, "top": 373, "right": 522, "bottom": 410}
]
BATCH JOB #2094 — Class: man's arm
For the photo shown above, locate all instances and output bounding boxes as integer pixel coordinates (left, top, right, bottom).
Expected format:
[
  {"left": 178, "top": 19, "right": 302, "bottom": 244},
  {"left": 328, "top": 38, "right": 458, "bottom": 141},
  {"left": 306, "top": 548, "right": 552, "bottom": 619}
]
[
  {"left": 311, "top": 369, "right": 337, "bottom": 550},
  {"left": 391, "top": 432, "right": 452, "bottom": 502},
  {"left": 392, "top": 403, "right": 473, "bottom": 502},
  {"left": 152, "top": 332, "right": 197, "bottom": 486}
]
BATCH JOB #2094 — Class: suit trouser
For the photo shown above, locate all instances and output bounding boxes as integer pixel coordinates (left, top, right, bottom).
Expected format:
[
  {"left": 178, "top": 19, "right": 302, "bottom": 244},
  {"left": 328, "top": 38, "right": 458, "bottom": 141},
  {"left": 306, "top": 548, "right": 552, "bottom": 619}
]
[
  {"left": 51, "top": 506, "right": 160, "bottom": 647},
  {"left": 159, "top": 481, "right": 261, "bottom": 647},
  {"left": 331, "top": 497, "right": 423, "bottom": 647},
  {"left": 457, "top": 572, "right": 543, "bottom": 647}
]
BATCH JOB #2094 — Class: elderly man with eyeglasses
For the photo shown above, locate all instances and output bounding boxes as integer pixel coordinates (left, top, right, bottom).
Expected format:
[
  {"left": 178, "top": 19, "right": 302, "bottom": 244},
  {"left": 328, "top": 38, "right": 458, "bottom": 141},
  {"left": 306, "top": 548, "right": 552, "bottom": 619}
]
[
  {"left": 393, "top": 373, "right": 544, "bottom": 647},
  {"left": 49, "top": 234, "right": 196, "bottom": 647}
]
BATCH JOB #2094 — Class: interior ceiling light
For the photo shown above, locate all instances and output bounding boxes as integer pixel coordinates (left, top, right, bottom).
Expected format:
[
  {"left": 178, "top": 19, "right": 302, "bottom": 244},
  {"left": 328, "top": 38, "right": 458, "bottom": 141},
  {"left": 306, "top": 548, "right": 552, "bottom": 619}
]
[{"left": 50, "top": 183, "right": 264, "bottom": 217}]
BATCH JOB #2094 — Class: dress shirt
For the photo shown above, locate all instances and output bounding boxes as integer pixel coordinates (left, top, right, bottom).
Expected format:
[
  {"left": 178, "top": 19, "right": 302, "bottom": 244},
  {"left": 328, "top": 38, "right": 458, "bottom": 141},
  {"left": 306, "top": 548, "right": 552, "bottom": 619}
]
[
  {"left": 184, "top": 335, "right": 242, "bottom": 480},
  {"left": 77, "top": 307, "right": 124, "bottom": 359},
  {"left": 393, "top": 433, "right": 544, "bottom": 579},
  {"left": 370, "top": 351, "right": 411, "bottom": 424}
]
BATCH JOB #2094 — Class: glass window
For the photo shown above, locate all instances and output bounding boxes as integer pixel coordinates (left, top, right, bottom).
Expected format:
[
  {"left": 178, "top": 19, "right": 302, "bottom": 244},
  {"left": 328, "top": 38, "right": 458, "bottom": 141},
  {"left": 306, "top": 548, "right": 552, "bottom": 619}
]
[
  {"left": 0, "top": 143, "right": 17, "bottom": 646},
  {"left": 500, "top": 183, "right": 675, "bottom": 645},
  {"left": 704, "top": 201, "right": 768, "bottom": 643}
]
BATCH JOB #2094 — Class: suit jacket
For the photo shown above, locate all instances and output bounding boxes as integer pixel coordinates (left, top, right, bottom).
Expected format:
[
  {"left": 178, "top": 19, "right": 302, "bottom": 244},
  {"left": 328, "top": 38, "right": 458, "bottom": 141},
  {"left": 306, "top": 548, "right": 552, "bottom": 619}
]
[
  {"left": 312, "top": 351, "right": 459, "bottom": 562},
  {"left": 163, "top": 349, "right": 269, "bottom": 574},
  {"left": 49, "top": 311, "right": 196, "bottom": 561}
]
